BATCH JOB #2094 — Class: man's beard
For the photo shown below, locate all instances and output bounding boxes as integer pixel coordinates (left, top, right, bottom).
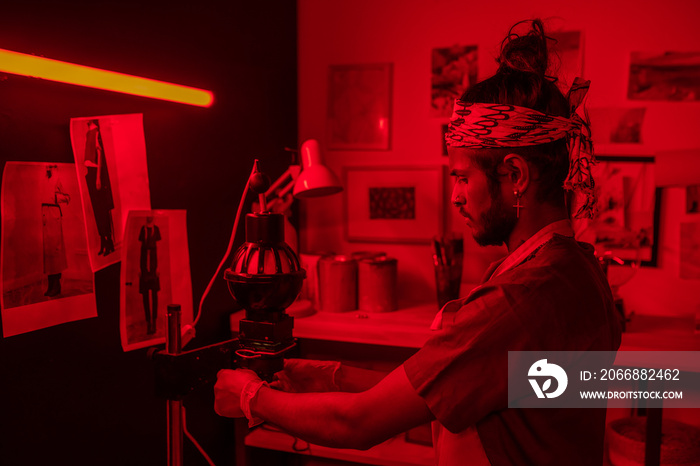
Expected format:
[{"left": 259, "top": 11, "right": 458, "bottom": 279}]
[{"left": 472, "top": 193, "right": 517, "bottom": 247}]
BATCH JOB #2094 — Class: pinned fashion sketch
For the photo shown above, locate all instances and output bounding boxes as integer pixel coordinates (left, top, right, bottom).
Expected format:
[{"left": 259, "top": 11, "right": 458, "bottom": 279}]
[
  {"left": 1, "top": 162, "right": 96, "bottom": 337},
  {"left": 120, "top": 210, "right": 192, "bottom": 351},
  {"left": 70, "top": 113, "right": 152, "bottom": 272}
]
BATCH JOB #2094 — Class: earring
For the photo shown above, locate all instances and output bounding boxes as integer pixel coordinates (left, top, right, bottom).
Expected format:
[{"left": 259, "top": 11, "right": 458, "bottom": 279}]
[{"left": 513, "top": 190, "right": 523, "bottom": 218}]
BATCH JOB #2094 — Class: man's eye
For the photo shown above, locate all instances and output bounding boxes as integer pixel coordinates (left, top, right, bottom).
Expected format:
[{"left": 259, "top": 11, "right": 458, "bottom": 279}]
[{"left": 456, "top": 177, "right": 468, "bottom": 184}]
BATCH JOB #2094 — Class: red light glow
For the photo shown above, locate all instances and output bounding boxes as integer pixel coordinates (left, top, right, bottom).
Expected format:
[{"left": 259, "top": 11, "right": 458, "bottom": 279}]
[{"left": 0, "top": 48, "right": 214, "bottom": 107}]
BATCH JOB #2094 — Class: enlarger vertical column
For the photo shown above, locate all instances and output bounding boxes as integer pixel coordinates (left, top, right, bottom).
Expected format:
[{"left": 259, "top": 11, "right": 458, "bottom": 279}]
[{"left": 166, "top": 304, "right": 183, "bottom": 466}]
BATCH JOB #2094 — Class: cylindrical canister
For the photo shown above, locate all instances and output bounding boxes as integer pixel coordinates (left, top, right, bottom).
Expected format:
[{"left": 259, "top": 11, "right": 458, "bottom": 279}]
[
  {"left": 318, "top": 255, "right": 357, "bottom": 312},
  {"left": 358, "top": 256, "right": 397, "bottom": 313}
]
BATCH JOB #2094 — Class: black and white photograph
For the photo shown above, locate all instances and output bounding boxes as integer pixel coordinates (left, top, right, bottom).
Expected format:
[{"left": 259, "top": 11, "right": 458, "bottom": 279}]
[
  {"left": 120, "top": 210, "right": 192, "bottom": 351},
  {"left": 70, "top": 113, "right": 152, "bottom": 271},
  {"left": 1, "top": 162, "right": 95, "bottom": 337}
]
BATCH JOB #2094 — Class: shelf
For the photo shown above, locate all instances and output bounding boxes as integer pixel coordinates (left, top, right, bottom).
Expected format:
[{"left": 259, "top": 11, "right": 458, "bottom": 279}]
[{"left": 245, "top": 426, "right": 434, "bottom": 466}]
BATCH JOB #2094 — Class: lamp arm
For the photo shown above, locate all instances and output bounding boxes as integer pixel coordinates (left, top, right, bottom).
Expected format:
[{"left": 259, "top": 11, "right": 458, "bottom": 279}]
[
  {"left": 264, "top": 165, "right": 302, "bottom": 201},
  {"left": 264, "top": 167, "right": 293, "bottom": 198}
]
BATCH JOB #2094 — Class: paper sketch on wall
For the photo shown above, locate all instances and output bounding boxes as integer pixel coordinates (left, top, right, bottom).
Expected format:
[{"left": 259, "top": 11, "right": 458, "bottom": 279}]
[
  {"left": 120, "top": 210, "right": 192, "bottom": 351},
  {"left": 548, "top": 31, "right": 583, "bottom": 94},
  {"left": 628, "top": 51, "right": 700, "bottom": 101},
  {"left": 431, "top": 44, "right": 478, "bottom": 118},
  {"left": 1, "top": 162, "right": 96, "bottom": 337},
  {"left": 70, "top": 113, "right": 151, "bottom": 272}
]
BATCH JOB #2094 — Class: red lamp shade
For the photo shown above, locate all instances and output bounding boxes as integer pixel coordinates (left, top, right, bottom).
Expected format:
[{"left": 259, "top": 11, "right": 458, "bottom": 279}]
[{"left": 293, "top": 139, "right": 343, "bottom": 198}]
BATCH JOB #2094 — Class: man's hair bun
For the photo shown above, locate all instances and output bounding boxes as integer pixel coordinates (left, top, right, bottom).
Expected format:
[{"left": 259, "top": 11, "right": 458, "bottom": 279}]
[{"left": 497, "top": 19, "right": 549, "bottom": 78}]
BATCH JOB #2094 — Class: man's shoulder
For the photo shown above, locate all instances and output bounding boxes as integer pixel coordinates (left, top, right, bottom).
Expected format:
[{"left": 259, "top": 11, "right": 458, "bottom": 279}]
[
  {"left": 471, "top": 235, "right": 611, "bottom": 317},
  {"left": 509, "top": 235, "right": 601, "bottom": 285}
]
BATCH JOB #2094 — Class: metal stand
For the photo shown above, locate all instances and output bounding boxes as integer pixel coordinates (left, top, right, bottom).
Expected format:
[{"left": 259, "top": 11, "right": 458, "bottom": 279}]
[{"left": 167, "top": 304, "right": 183, "bottom": 466}]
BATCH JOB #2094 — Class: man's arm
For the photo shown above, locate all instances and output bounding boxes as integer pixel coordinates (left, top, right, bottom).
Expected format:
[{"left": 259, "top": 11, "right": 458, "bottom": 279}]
[
  {"left": 255, "top": 365, "right": 433, "bottom": 449},
  {"left": 336, "top": 364, "right": 387, "bottom": 392},
  {"left": 217, "top": 365, "right": 434, "bottom": 450},
  {"left": 270, "top": 359, "right": 386, "bottom": 393}
]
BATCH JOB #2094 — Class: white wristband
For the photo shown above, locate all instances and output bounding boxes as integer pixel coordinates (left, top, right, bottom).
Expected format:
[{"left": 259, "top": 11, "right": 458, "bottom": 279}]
[
  {"left": 240, "top": 380, "right": 268, "bottom": 428},
  {"left": 330, "top": 362, "right": 342, "bottom": 391}
]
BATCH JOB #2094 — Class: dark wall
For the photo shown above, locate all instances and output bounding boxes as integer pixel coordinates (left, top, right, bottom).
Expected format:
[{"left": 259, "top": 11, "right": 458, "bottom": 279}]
[{"left": 0, "top": 1, "right": 297, "bottom": 465}]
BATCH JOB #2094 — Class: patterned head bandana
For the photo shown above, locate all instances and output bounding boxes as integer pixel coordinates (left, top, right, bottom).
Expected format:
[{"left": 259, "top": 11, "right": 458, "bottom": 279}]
[{"left": 446, "top": 78, "right": 595, "bottom": 219}]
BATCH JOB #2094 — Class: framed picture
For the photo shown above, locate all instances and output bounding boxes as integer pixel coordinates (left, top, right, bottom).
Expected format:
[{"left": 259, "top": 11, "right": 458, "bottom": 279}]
[
  {"left": 573, "top": 155, "right": 660, "bottom": 267},
  {"left": 344, "top": 166, "right": 445, "bottom": 243},
  {"left": 327, "top": 64, "right": 392, "bottom": 150}
]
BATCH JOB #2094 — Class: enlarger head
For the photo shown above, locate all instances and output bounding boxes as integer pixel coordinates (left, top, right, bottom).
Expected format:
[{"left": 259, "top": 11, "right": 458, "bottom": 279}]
[
  {"left": 222, "top": 160, "right": 305, "bottom": 380},
  {"left": 224, "top": 211, "right": 305, "bottom": 315},
  {"left": 224, "top": 160, "right": 305, "bottom": 315}
]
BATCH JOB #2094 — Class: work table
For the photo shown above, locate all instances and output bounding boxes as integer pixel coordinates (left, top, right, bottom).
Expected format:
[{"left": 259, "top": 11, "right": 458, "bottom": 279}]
[{"left": 229, "top": 305, "right": 699, "bottom": 466}]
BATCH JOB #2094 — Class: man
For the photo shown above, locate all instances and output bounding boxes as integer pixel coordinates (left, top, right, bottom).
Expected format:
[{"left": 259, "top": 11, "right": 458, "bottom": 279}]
[{"left": 215, "top": 20, "right": 621, "bottom": 465}]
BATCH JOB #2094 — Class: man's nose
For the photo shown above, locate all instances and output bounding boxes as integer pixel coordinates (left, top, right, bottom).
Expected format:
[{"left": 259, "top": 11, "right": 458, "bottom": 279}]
[{"left": 451, "top": 186, "right": 465, "bottom": 207}]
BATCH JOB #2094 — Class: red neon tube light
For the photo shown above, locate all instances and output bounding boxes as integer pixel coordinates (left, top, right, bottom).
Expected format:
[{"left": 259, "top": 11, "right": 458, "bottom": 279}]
[{"left": 0, "top": 48, "right": 214, "bottom": 107}]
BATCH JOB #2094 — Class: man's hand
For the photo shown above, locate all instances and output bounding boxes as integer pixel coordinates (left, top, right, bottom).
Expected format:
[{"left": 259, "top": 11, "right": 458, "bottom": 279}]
[
  {"left": 271, "top": 358, "right": 340, "bottom": 393},
  {"left": 96, "top": 179, "right": 102, "bottom": 190},
  {"left": 214, "top": 368, "right": 261, "bottom": 418}
]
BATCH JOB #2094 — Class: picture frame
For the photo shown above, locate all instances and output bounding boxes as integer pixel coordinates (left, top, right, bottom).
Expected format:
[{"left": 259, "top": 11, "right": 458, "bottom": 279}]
[
  {"left": 573, "top": 155, "right": 660, "bottom": 267},
  {"left": 327, "top": 64, "right": 392, "bottom": 150},
  {"left": 344, "top": 165, "right": 445, "bottom": 244}
]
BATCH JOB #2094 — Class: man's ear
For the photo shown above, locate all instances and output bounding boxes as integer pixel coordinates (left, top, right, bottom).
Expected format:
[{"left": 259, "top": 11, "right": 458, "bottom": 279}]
[{"left": 502, "top": 153, "right": 530, "bottom": 194}]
